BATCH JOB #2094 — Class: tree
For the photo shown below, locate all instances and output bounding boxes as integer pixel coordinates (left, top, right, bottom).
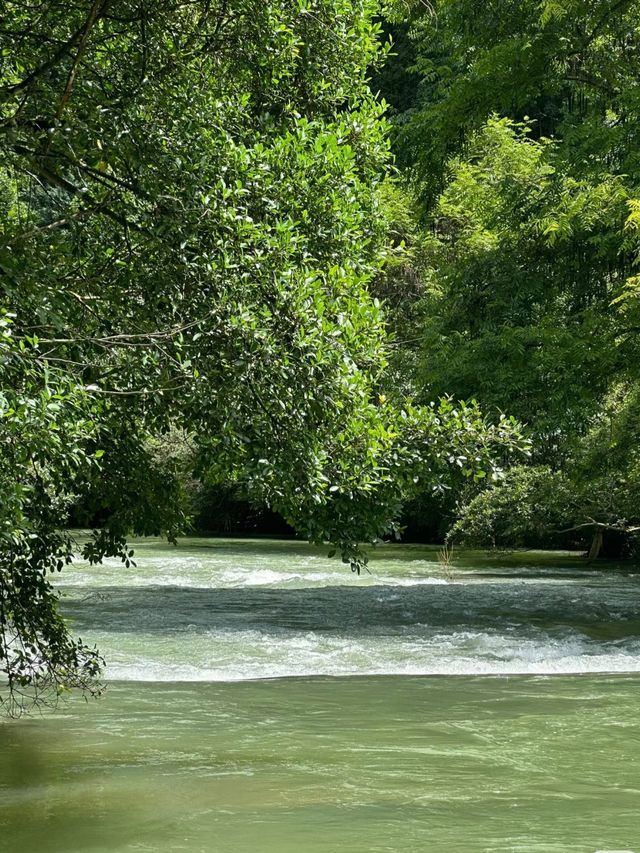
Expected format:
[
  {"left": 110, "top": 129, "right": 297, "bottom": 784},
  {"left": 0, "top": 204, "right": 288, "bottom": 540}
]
[
  {"left": 374, "top": 0, "right": 640, "bottom": 554},
  {"left": 415, "top": 117, "right": 628, "bottom": 451},
  {"left": 383, "top": 0, "right": 640, "bottom": 206},
  {"left": 0, "top": 1, "right": 525, "bottom": 714}
]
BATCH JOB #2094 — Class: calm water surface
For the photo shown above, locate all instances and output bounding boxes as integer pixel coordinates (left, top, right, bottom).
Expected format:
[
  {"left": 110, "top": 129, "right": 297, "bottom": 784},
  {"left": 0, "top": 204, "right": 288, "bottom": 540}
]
[{"left": 1, "top": 538, "right": 639, "bottom": 852}]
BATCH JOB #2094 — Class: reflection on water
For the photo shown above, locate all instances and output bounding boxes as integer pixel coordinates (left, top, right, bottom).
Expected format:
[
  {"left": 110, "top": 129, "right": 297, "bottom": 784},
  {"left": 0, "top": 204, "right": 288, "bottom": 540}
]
[{"left": 0, "top": 538, "right": 639, "bottom": 852}]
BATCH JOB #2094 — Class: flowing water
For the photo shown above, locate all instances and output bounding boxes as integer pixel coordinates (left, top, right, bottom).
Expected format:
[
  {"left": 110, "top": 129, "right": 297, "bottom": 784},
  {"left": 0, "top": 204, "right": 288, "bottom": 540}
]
[{"left": 1, "top": 538, "right": 639, "bottom": 852}]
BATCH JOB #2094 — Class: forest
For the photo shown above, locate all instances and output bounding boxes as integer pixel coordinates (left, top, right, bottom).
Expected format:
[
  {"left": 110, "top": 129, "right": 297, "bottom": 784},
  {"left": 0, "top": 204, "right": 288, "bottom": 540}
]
[{"left": 1, "top": 0, "right": 639, "bottom": 704}]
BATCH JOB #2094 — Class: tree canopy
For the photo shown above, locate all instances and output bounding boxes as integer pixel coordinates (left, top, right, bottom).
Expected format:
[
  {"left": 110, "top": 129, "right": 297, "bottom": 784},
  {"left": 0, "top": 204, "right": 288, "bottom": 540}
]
[
  {"left": 0, "top": 1, "right": 527, "bottom": 713},
  {"left": 375, "top": 0, "right": 640, "bottom": 555}
]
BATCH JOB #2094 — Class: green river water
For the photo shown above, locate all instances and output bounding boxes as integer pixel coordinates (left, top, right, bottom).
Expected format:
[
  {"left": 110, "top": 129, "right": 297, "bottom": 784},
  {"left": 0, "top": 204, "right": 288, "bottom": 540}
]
[{"left": 1, "top": 538, "right": 639, "bottom": 852}]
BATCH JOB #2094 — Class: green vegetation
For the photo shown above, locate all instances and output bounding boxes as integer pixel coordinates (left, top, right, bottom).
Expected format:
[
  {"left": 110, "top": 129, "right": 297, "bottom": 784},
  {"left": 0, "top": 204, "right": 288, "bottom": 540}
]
[
  {"left": 2, "top": 0, "right": 638, "bottom": 712},
  {"left": 0, "top": 2, "right": 524, "bottom": 711},
  {"left": 375, "top": 0, "right": 640, "bottom": 558}
]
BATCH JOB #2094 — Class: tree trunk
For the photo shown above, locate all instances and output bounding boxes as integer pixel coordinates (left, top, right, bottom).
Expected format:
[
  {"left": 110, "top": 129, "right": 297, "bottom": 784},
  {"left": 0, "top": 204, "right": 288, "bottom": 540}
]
[{"left": 586, "top": 529, "right": 603, "bottom": 562}]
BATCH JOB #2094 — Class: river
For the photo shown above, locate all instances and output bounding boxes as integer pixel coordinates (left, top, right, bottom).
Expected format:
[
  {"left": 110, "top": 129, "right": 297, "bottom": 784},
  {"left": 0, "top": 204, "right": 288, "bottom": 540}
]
[{"left": 1, "top": 538, "right": 639, "bottom": 852}]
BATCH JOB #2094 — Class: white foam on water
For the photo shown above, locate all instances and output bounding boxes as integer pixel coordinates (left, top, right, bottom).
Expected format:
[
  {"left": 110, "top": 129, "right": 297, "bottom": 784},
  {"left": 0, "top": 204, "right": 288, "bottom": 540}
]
[
  {"left": 104, "top": 654, "right": 640, "bottom": 682},
  {"left": 59, "top": 558, "right": 448, "bottom": 589},
  {"left": 97, "top": 627, "right": 640, "bottom": 682},
  {"left": 58, "top": 541, "right": 640, "bottom": 682}
]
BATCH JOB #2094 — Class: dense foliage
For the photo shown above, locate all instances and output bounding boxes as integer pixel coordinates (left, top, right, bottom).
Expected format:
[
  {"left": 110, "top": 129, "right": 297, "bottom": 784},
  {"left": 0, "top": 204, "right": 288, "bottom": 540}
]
[
  {"left": 375, "top": 0, "right": 640, "bottom": 557},
  {"left": 0, "top": 1, "right": 527, "bottom": 712},
  {"left": 10, "top": 0, "right": 639, "bottom": 712}
]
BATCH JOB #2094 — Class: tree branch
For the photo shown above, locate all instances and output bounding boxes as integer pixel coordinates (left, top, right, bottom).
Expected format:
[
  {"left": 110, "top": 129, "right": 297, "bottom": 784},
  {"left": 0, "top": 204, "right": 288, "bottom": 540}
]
[
  {"left": 55, "top": 0, "right": 107, "bottom": 121},
  {"left": 555, "top": 518, "right": 640, "bottom": 534},
  {"left": 1, "top": 3, "right": 107, "bottom": 100}
]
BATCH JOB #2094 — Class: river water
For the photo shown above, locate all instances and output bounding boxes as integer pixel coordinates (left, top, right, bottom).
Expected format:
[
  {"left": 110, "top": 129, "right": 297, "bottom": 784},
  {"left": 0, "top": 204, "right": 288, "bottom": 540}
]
[{"left": 1, "top": 538, "right": 639, "bottom": 852}]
